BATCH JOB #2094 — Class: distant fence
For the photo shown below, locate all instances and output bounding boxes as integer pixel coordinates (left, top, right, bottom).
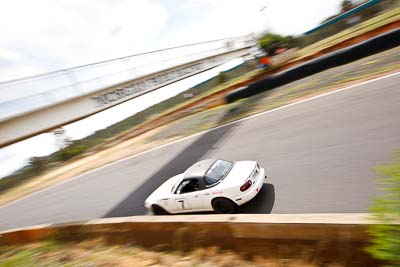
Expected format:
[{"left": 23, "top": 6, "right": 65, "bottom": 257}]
[
  {"left": 305, "top": 0, "right": 382, "bottom": 35},
  {"left": 300, "top": 0, "right": 399, "bottom": 46}
]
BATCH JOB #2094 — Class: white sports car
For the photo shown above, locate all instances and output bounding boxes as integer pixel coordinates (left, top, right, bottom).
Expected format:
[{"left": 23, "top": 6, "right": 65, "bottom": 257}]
[{"left": 145, "top": 159, "right": 266, "bottom": 214}]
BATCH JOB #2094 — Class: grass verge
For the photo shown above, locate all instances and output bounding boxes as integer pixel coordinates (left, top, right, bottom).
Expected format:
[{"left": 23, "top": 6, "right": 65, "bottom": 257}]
[{"left": 296, "top": 7, "right": 400, "bottom": 58}]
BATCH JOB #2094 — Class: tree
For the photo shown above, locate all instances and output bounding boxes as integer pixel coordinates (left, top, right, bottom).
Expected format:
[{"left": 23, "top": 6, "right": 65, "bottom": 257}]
[
  {"left": 341, "top": 0, "right": 354, "bottom": 13},
  {"left": 258, "top": 32, "right": 299, "bottom": 55},
  {"left": 259, "top": 32, "right": 285, "bottom": 53},
  {"left": 367, "top": 152, "right": 400, "bottom": 266}
]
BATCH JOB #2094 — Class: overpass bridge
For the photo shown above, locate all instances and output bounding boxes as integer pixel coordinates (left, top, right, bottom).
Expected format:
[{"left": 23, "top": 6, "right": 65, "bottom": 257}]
[{"left": 0, "top": 36, "right": 256, "bottom": 148}]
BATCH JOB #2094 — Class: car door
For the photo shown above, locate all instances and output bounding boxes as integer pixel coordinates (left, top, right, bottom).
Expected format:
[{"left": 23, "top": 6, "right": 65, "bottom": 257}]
[
  {"left": 184, "top": 191, "right": 203, "bottom": 210},
  {"left": 174, "top": 197, "right": 191, "bottom": 211},
  {"left": 173, "top": 178, "right": 204, "bottom": 211},
  {"left": 173, "top": 190, "right": 204, "bottom": 211}
]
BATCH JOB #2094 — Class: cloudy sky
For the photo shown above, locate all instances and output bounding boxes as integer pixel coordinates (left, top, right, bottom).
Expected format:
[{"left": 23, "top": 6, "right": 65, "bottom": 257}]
[
  {"left": 0, "top": 0, "right": 343, "bottom": 178},
  {"left": 0, "top": 0, "right": 342, "bottom": 81}
]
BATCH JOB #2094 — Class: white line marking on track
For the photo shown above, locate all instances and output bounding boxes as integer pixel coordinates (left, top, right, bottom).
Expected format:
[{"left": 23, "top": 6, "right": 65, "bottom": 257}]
[{"left": 1, "top": 71, "right": 399, "bottom": 209}]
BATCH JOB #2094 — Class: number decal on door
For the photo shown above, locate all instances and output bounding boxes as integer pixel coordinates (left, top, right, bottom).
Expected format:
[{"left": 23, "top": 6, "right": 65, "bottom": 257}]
[{"left": 178, "top": 200, "right": 185, "bottom": 209}]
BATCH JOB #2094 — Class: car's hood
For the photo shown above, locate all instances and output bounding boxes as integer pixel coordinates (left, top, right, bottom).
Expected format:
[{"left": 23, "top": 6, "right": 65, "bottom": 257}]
[
  {"left": 145, "top": 174, "right": 183, "bottom": 203},
  {"left": 221, "top": 161, "right": 256, "bottom": 186}
]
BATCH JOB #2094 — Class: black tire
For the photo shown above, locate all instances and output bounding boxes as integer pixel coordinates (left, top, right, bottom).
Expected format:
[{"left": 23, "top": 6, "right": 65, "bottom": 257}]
[
  {"left": 152, "top": 204, "right": 169, "bottom": 215},
  {"left": 212, "top": 198, "right": 237, "bottom": 214}
]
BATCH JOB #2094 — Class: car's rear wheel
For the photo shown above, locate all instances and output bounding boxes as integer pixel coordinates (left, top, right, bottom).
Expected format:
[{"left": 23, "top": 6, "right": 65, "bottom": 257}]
[
  {"left": 152, "top": 204, "right": 169, "bottom": 215},
  {"left": 212, "top": 198, "right": 237, "bottom": 214}
]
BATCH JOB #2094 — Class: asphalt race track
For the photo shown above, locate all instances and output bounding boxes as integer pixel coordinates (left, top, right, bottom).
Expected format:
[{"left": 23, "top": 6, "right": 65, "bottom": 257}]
[{"left": 0, "top": 73, "right": 399, "bottom": 231}]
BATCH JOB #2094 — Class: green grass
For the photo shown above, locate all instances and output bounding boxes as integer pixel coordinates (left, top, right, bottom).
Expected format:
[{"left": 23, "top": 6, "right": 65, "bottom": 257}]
[
  {"left": 0, "top": 240, "right": 61, "bottom": 267},
  {"left": 0, "top": 250, "right": 37, "bottom": 267}
]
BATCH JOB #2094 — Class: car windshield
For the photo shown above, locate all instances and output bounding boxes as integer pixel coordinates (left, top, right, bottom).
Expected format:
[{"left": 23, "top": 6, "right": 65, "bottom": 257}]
[{"left": 204, "top": 160, "right": 233, "bottom": 186}]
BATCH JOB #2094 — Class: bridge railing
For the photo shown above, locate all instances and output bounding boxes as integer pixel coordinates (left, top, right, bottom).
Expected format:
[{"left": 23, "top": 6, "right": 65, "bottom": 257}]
[{"left": 0, "top": 36, "right": 254, "bottom": 122}]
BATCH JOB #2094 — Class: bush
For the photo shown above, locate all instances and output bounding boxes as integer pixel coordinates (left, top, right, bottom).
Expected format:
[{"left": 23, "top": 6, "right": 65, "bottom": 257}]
[
  {"left": 55, "top": 144, "right": 88, "bottom": 162},
  {"left": 367, "top": 152, "right": 400, "bottom": 266}
]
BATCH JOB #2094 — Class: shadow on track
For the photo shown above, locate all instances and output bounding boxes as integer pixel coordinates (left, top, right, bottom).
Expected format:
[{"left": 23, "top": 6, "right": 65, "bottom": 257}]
[
  {"left": 237, "top": 183, "right": 275, "bottom": 214},
  {"left": 104, "top": 122, "right": 239, "bottom": 217},
  {"left": 104, "top": 89, "right": 273, "bottom": 218}
]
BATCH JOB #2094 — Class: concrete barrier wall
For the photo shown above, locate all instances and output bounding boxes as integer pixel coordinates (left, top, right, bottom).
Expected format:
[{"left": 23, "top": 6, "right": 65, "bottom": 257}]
[{"left": 0, "top": 214, "right": 381, "bottom": 265}]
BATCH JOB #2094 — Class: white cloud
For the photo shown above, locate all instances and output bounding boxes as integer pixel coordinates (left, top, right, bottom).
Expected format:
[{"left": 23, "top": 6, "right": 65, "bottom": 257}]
[
  {"left": 0, "top": 0, "right": 342, "bottom": 81},
  {"left": 0, "top": 47, "right": 23, "bottom": 62},
  {"left": 157, "top": 0, "right": 341, "bottom": 49},
  {"left": 0, "top": 0, "right": 169, "bottom": 81}
]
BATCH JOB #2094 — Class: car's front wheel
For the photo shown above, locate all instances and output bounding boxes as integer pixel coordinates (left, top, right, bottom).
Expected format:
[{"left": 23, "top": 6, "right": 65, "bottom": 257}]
[
  {"left": 152, "top": 204, "right": 169, "bottom": 215},
  {"left": 212, "top": 198, "right": 237, "bottom": 214}
]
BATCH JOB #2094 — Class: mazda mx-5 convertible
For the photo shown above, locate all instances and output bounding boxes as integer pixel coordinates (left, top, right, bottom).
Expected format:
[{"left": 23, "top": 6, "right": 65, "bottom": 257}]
[{"left": 145, "top": 159, "right": 266, "bottom": 214}]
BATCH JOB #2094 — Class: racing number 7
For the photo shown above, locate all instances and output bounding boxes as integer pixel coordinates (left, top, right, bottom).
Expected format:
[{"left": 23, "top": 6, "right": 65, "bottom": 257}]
[{"left": 178, "top": 200, "right": 185, "bottom": 209}]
